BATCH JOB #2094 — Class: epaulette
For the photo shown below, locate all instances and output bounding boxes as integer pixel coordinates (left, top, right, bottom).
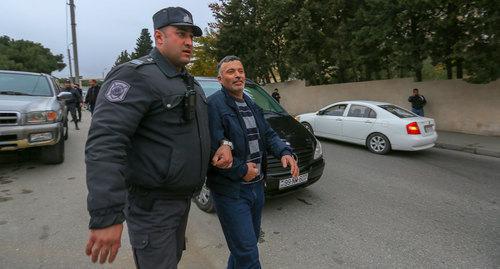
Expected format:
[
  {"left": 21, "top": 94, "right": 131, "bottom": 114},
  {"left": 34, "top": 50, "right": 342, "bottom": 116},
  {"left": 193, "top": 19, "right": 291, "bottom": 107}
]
[{"left": 129, "top": 56, "right": 155, "bottom": 68}]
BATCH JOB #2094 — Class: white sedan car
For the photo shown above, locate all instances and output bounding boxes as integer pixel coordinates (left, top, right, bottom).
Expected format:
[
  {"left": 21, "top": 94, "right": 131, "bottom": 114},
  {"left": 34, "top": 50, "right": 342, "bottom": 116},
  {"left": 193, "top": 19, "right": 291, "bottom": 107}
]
[{"left": 296, "top": 101, "right": 438, "bottom": 154}]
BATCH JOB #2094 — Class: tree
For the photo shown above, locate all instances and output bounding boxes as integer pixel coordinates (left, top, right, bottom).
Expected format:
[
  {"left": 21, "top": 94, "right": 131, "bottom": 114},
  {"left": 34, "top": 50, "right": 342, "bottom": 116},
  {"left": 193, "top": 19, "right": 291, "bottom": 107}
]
[
  {"left": 114, "top": 50, "right": 131, "bottom": 67},
  {"left": 0, "top": 35, "right": 65, "bottom": 74},
  {"left": 209, "top": 0, "right": 292, "bottom": 83},
  {"left": 203, "top": 0, "right": 499, "bottom": 84},
  {"left": 460, "top": 0, "right": 500, "bottom": 83},
  {"left": 131, "top": 28, "right": 153, "bottom": 59},
  {"left": 188, "top": 29, "right": 218, "bottom": 77}
]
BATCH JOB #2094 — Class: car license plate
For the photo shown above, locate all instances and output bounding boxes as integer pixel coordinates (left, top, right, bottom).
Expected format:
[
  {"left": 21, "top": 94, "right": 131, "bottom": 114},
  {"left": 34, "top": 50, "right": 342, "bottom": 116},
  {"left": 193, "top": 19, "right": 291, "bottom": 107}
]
[
  {"left": 279, "top": 173, "right": 309, "bottom": 190},
  {"left": 424, "top": 124, "right": 434, "bottom": 133}
]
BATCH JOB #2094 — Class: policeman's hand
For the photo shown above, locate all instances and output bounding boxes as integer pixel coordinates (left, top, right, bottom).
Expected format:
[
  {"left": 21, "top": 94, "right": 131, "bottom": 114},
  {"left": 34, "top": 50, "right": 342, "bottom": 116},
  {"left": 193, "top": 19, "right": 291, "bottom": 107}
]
[
  {"left": 85, "top": 223, "right": 123, "bottom": 264},
  {"left": 212, "top": 145, "right": 233, "bottom": 169},
  {"left": 281, "top": 155, "right": 299, "bottom": 177},
  {"left": 243, "top": 162, "right": 259, "bottom": 182}
]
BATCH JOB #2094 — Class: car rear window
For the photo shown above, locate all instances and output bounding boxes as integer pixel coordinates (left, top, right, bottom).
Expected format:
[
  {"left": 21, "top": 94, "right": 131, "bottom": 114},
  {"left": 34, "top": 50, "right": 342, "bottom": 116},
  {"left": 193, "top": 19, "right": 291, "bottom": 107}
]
[
  {"left": 379, "top": 105, "right": 416, "bottom": 118},
  {"left": 0, "top": 73, "right": 53, "bottom": 96}
]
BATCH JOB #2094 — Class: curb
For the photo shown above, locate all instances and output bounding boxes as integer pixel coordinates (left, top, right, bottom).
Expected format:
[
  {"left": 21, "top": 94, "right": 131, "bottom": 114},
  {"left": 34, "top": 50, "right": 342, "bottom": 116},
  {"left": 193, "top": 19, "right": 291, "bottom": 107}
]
[{"left": 435, "top": 143, "right": 500, "bottom": 158}]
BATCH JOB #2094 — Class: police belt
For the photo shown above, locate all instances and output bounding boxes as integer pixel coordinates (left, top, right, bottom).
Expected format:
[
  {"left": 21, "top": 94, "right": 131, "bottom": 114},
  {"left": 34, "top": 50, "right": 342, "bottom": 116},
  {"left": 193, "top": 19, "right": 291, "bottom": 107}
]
[{"left": 128, "top": 184, "right": 196, "bottom": 211}]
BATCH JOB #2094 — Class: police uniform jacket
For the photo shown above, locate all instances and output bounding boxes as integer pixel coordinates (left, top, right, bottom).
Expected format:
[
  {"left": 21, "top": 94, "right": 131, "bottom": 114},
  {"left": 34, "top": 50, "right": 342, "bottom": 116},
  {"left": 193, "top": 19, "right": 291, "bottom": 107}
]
[
  {"left": 64, "top": 87, "right": 82, "bottom": 105},
  {"left": 85, "top": 48, "right": 210, "bottom": 229}
]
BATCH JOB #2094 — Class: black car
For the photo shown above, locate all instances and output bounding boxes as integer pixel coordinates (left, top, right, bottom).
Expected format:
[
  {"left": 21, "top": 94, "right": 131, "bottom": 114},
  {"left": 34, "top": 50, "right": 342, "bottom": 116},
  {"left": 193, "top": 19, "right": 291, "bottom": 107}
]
[{"left": 193, "top": 77, "right": 325, "bottom": 212}]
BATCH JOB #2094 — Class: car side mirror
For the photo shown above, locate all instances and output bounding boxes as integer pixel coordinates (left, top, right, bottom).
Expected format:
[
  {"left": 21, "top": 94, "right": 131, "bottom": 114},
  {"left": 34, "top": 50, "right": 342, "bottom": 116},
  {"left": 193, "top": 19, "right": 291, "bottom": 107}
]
[
  {"left": 57, "top": 91, "right": 72, "bottom": 101},
  {"left": 317, "top": 110, "right": 324, "bottom": 115}
]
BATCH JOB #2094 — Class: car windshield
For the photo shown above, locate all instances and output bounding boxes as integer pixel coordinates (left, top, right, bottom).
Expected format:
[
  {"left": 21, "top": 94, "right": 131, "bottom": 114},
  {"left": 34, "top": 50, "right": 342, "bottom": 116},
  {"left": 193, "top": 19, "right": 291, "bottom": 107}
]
[
  {"left": 197, "top": 79, "right": 287, "bottom": 115},
  {"left": 0, "top": 72, "right": 53, "bottom": 97},
  {"left": 379, "top": 104, "right": 417, "bottom": 118}
]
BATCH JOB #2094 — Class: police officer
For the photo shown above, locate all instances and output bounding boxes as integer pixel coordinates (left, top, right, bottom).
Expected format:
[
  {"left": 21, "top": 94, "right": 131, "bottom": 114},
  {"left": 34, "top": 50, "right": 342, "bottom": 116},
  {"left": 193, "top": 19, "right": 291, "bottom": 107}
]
[
  {"left": 84, "top": 7, "right": 232, "bottom": 268},
  {"left": 63, "top": 80, "right": 81, "bottom": 130},
  {"left": 73, "top": 83, "right": 83, "bottom": 121}
]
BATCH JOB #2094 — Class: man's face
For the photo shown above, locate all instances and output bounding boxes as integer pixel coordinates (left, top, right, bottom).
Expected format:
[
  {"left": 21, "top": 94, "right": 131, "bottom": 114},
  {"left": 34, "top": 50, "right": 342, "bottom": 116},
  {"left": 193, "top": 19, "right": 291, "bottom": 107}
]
[
  {"left": 217, "top": 60, "right": 246, "bottom": 94},
  {"left": 90, "top": 80, "right": 96, "bottom": 87},
  {"left": 64, "top": 82, "right": 71, "bottom": 88},
  {"left": 155, "top": 26, "right": 194, "bottom": 68},
  {"left": 413, "top": 90, "right": 419, "bottom": 95}
]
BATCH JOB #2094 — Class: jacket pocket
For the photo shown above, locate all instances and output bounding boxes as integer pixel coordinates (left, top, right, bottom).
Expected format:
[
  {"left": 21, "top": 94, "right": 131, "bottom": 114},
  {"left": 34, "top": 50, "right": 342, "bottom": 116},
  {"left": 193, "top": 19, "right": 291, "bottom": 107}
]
[
  {"left": 130, "top": 232, "right": 149, "bottom": 250},
  {"left": 159, "top": 94, "right": 193, "bottom": 134}
]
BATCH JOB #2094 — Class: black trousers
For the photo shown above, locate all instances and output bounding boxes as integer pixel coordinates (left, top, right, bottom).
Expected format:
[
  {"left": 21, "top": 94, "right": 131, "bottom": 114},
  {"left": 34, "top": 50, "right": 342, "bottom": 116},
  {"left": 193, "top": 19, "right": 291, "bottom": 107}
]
[
  {"left": 67, "top": 105, "right": 78, "bottom": 124},
  {"left": 77, "top": 104, "right": 82, "bottom": 120},
  {"left": 125, "top": 195, "right": 191, "bottom": 269}
]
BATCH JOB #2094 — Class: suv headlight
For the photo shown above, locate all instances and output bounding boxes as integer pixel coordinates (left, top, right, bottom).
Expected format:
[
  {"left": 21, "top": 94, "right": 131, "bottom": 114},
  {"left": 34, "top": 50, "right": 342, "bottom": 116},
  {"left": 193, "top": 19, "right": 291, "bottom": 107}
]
[
  {"left": 313, "top": 139, "right": 323, "bottom": 159},
  {"left": 26, "top": 111, "right": 58, "bottom": 124}
]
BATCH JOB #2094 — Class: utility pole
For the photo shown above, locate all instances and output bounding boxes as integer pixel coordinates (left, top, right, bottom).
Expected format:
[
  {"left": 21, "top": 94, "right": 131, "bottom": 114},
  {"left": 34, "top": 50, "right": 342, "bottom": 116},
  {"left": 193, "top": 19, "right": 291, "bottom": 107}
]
[
  {"left": 69, "top": 0, "right": 80, "bottom": 84},
  {"left": 67, "top": 47, "right": 73, "bottom": 81}
]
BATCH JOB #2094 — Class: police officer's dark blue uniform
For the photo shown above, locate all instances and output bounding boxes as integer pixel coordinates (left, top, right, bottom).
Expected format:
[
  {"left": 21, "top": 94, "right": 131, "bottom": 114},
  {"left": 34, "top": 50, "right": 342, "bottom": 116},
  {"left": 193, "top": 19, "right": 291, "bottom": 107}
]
[
  {"left": 63, "top": 80, "right": 81, "bottom": 130},
  {"left": 84, "top": 7, "right": 225, "bottom": 268}
]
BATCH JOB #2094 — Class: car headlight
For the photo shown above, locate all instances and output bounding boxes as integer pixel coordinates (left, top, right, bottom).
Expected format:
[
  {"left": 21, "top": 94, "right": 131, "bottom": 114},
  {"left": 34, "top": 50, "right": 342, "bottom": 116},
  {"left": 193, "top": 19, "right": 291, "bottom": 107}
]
[
  {"left": 313, "top": 139, "right": 322, "bottom": 159},
  {"left": 294, "top": 115, "right": 301, "bottom": 122},
  {"left": 26, "top": 111, "right": 58, "bottom": 124}
]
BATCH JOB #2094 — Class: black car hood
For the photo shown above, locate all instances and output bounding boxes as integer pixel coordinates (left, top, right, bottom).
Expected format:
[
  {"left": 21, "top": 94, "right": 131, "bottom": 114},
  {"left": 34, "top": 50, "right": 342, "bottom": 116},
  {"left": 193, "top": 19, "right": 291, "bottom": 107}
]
[{"left": 265, "top": 114, "right": 315, "bottom": 151}]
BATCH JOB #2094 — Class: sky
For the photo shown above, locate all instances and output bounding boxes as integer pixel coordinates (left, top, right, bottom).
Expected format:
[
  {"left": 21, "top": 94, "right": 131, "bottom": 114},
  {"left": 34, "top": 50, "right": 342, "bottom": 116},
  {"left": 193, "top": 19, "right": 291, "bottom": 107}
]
[{"left": 0, "top": 0, "right": 216, "bottom": 79}]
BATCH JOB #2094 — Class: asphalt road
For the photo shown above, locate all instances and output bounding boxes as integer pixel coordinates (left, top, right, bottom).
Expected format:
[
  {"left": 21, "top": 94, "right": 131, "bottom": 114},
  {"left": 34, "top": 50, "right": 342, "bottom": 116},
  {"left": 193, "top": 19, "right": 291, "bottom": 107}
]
[
  {"left": 0, "top": 113, "right": 499, "bottom": 268},
  {"left": 188, "top": 141, "right": 500, "bottom": 268}
]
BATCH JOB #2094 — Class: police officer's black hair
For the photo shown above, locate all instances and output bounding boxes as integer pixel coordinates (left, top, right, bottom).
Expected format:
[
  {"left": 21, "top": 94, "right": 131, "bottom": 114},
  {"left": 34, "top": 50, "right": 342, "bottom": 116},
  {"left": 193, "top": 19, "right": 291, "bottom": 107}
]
[{"left": 217, "top": 55, "right": 241, "bottom": 75}]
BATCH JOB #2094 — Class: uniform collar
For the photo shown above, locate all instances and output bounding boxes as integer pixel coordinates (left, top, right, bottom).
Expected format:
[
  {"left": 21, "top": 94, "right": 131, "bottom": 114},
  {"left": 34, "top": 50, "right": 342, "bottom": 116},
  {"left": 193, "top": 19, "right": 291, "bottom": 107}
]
[{"left": 149, "top": 47, "right": 187, "bottom": 78}]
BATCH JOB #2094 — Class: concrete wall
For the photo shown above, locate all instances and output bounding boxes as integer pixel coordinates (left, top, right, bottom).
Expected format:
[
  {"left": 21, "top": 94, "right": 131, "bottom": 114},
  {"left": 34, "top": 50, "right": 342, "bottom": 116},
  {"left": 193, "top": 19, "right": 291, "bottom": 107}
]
[{"left": 263, "top": 78, "right": 500, "bottom": 136}]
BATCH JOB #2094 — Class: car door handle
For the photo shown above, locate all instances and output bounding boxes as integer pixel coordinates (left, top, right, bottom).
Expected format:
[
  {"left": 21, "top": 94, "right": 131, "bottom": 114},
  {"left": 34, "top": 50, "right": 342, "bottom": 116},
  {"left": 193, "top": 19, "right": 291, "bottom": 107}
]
[
  {"left": 336, "top": 119, "right": 343, "bottom": 121},
  {"left": 364, "top": 121, "right": 373, "bottom": 123}
]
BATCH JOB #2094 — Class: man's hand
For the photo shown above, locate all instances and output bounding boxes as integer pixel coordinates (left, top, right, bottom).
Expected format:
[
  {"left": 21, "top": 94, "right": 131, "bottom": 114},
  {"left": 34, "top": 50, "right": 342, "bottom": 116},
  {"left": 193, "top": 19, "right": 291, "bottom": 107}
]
[
  {"left": 85, "top": 223, "right": 123, "bottom": 264},
  {"left": 243, "top": 162, "right": 259, "bottom": 182},
  {"left": 212, "top": 145, "right": 233, "bottom": 169},
  {"left": 281, "top": 155, "right": 299, "bottom": 177}
]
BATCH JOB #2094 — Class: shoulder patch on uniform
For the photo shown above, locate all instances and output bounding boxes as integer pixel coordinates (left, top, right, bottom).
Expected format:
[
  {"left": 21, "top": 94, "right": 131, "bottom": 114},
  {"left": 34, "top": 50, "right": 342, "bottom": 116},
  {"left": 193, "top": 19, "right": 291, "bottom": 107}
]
[
  {"left": 130, "top": 59, "right": 143, "bottom": 65},
  {"left": 105, "top": 80, "right": 130, "bottom": 102}
]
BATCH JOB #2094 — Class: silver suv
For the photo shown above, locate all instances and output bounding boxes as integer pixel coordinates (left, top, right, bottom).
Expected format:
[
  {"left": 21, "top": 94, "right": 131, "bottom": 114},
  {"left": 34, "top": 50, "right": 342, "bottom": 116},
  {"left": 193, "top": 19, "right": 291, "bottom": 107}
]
[{"left": 0, "top": 70, "right": 72, "bottom": 164}]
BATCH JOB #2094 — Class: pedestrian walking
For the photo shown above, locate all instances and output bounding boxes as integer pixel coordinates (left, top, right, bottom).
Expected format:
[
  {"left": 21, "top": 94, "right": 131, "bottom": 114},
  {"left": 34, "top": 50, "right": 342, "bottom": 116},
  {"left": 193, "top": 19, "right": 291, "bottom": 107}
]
[
  {"left": 84, "top": 7, "right": 233, "bottom": 268},
  {"left": 408, "top": 88, "right": 427, "bottom": 116},
  {"left": 84, "top": 79, "right": 100, "bottom": 115},
  {"left": 74, "top": 83, "right": 83, "bottom": 121},
  {"left": 207, "top": 55, "right": 299, "bottom": 269},
  {"left": 63, "top": 80, "right": 81, "bottom": 130},
  {"left": 271, "top": 88, "right": 281, "bottom": 103}
]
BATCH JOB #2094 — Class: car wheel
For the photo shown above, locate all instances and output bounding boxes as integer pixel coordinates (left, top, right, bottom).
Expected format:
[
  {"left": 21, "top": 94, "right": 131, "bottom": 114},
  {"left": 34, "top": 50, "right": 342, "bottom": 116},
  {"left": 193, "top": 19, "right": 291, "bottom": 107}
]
[
  {"left": 302, "top": 122, "right": 314, "bottom": 134},
  {"left": 40, "top": 136, "right": 65, "bottom": 164},
  {"left": 193, "top": 182, "right": 215, "bottom": 213},
  {"left": 63, "top": 119, "right": 69, "bottom": 140},
  {"left": 366, "top": 133, "right": 391, "bottom": 154}
]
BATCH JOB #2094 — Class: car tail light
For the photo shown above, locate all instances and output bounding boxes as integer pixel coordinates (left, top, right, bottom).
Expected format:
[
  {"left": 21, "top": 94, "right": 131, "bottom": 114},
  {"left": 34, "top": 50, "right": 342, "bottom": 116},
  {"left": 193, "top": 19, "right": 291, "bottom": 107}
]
[{"left": 406, "top": 122, "right": 421, "bottom": 135}]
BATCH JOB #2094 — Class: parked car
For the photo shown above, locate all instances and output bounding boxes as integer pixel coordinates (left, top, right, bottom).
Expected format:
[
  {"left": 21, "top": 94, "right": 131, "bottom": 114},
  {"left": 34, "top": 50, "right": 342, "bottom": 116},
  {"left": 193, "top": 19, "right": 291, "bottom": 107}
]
[
  {"left": 0, "top": 70, "right": 72, "bottom": 164},
  {"left": 296, "top": 100, "right": 438, "bottom": 154},
  {"left": 193, "top": 77, "right": 325, "bottom": 212}
]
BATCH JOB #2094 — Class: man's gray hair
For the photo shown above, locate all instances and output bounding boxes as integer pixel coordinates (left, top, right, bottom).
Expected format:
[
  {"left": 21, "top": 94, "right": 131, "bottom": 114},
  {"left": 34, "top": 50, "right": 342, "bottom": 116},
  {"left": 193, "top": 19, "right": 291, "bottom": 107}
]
[{"left": 216, "top": 55, "right": 241, "bottom": 75}]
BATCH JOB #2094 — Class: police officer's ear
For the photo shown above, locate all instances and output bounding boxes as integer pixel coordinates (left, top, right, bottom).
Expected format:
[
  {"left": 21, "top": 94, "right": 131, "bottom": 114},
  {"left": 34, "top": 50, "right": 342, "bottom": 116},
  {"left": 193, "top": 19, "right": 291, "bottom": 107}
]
[{"left": 154, "top": 28, "right": 167, "bottom": 46}]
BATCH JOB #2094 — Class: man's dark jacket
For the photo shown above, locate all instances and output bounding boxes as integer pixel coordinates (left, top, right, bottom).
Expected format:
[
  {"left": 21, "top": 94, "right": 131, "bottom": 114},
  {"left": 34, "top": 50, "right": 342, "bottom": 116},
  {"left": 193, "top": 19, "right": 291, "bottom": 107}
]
[
  {"left": 207, "top": 88, "right": 292, "bottom": 198},
  {"left": 85, "top": 85, "right": 100, "bottom": 106},
  {"left": 408, "top": 94, "right": 427, "bottom": 109},
  {"left": 85, "top": 48, "right": 211, "bottom": 229}
]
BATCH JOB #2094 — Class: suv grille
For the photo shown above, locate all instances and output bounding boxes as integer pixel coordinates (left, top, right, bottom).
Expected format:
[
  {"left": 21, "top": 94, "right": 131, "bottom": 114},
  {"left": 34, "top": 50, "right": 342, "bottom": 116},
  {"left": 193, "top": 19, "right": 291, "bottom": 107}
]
[
  {"left": 0, "top": 112, "right": 19, "bottom": 126},
  {"left": 266, "top": 146, "right": 314, "bottom": 173}
]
